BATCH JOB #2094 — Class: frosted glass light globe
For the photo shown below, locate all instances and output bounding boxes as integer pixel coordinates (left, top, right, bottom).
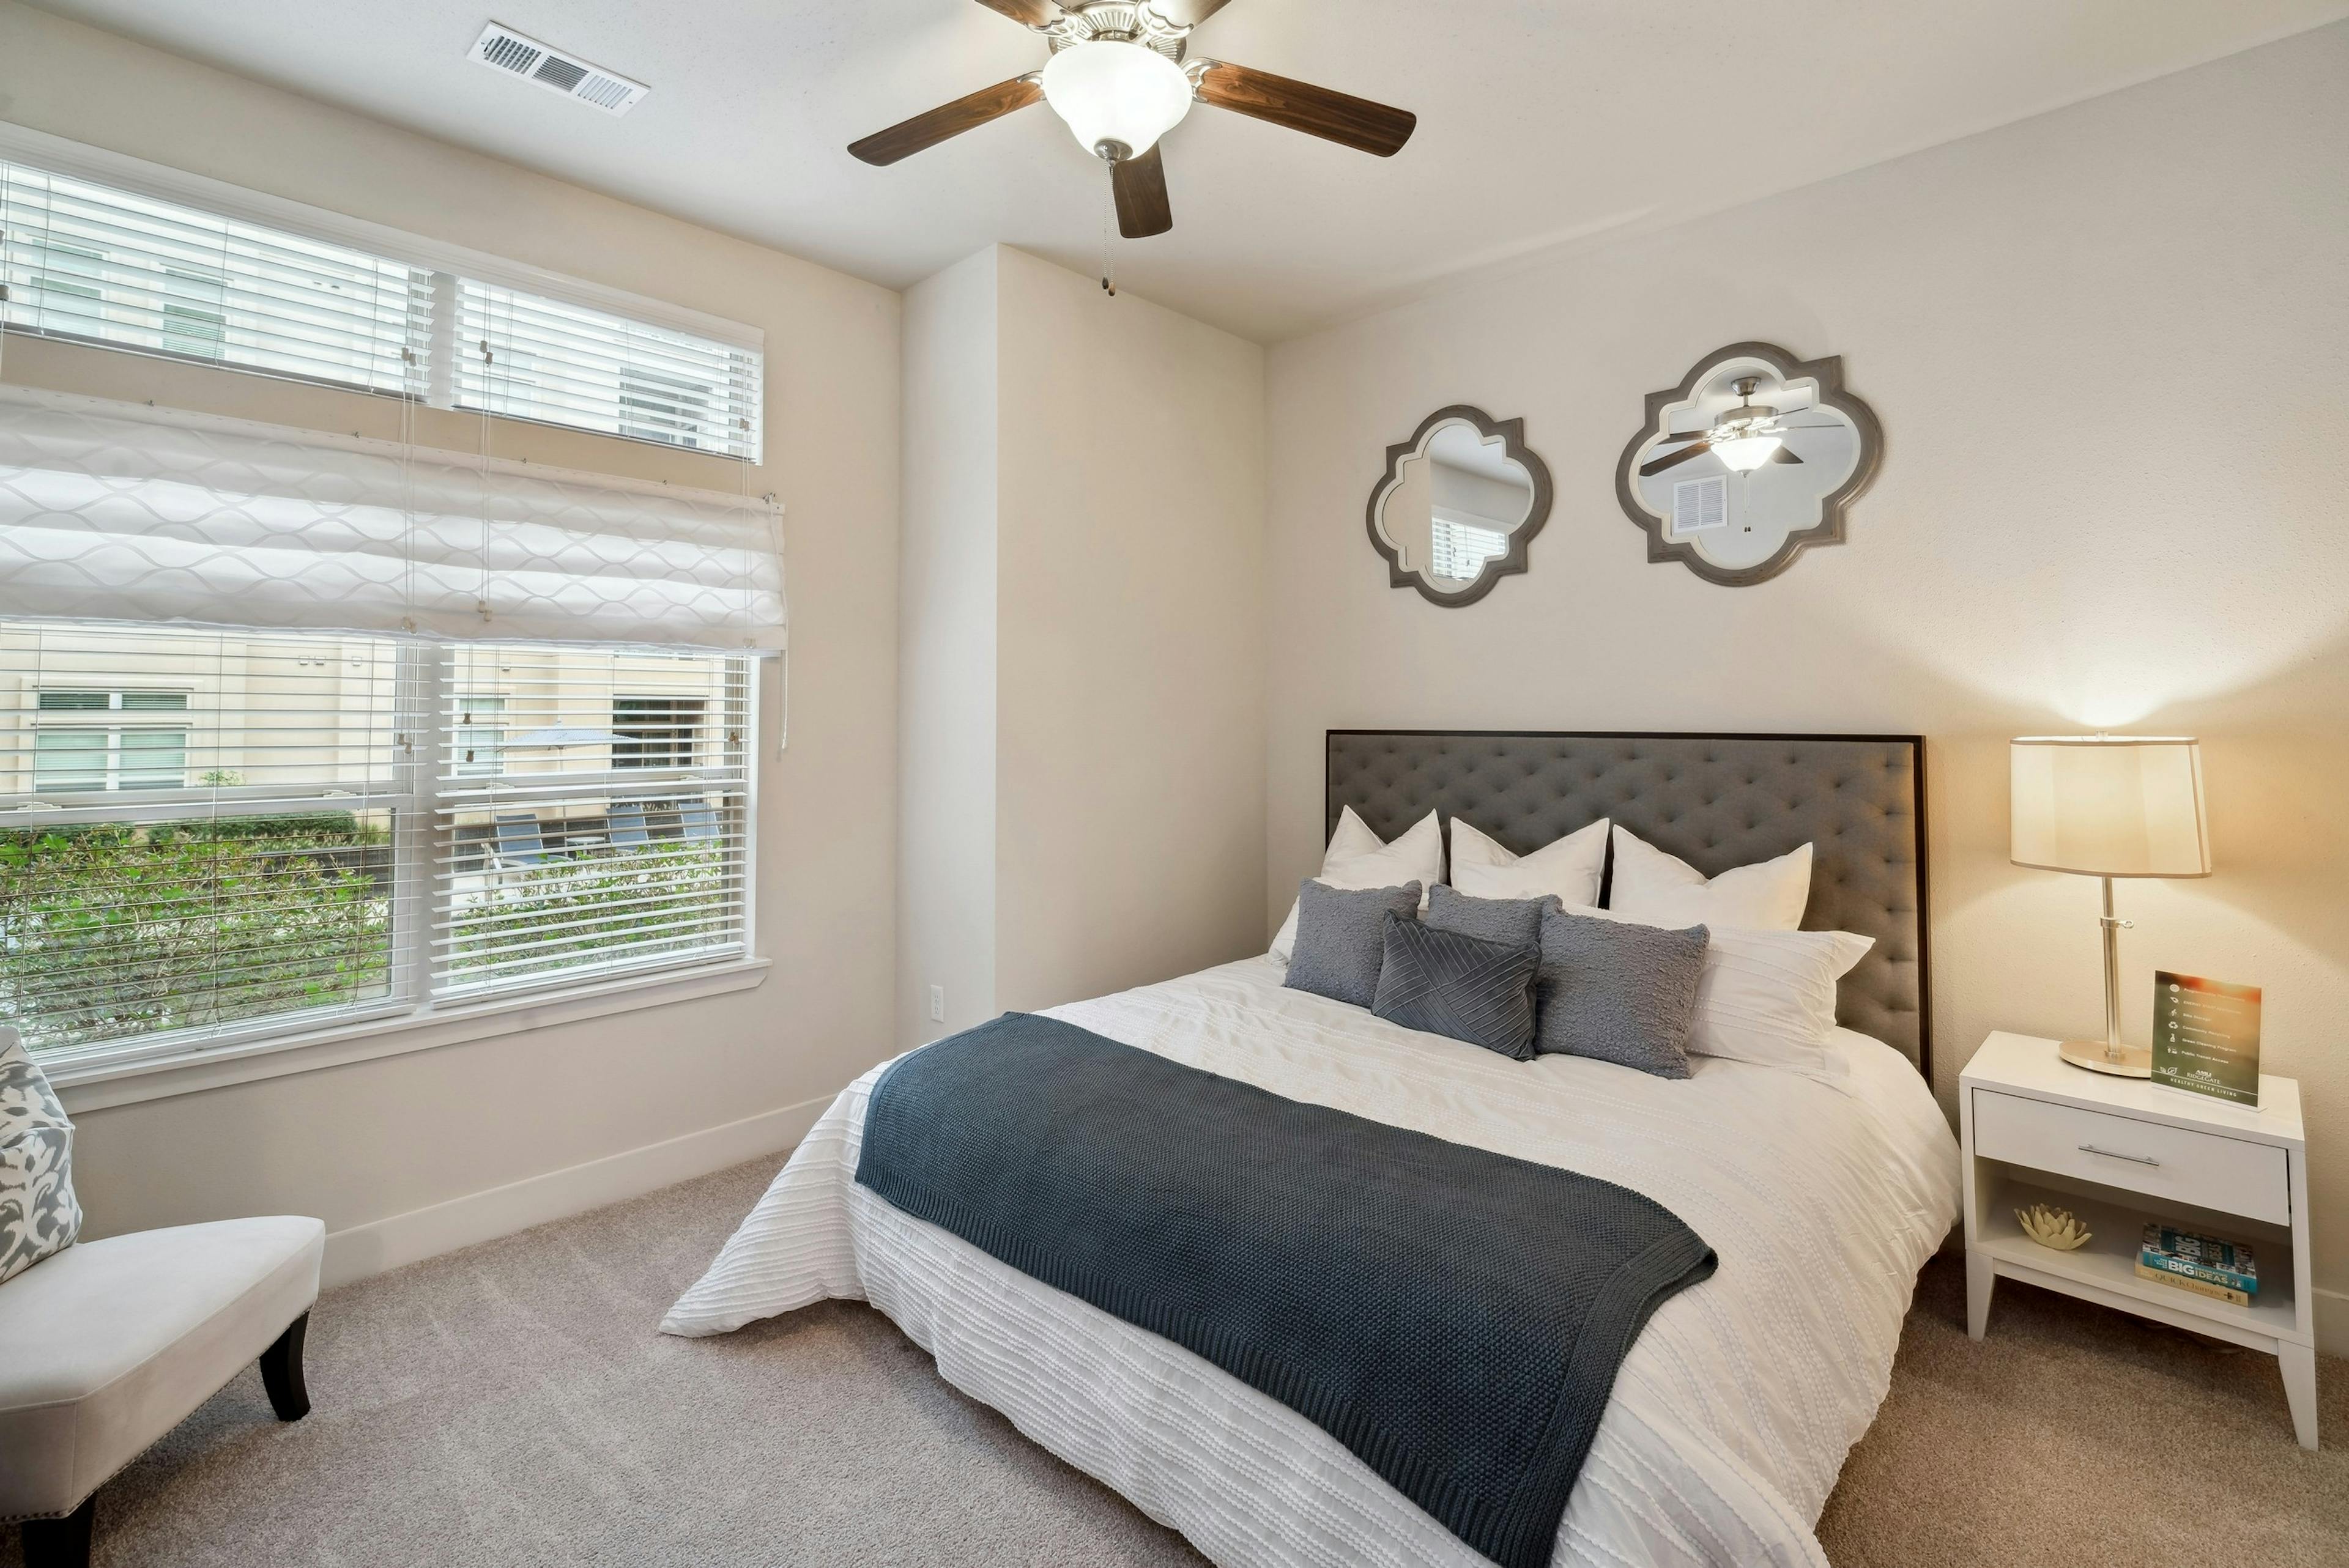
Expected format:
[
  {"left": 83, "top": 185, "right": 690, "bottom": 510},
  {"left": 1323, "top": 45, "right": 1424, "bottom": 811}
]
[
  {"left": 1715, "top": 433, "right": 1784, "bottom": 473},
  {"left": 1042, "top": 40, "right": 1193, "bottom": 161}
]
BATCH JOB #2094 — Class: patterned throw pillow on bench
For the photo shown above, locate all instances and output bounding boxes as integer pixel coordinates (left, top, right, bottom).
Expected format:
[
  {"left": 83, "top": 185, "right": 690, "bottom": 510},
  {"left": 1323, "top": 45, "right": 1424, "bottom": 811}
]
[{"left": 1, "top": 1027, "right": 83, "bottom": 1285}]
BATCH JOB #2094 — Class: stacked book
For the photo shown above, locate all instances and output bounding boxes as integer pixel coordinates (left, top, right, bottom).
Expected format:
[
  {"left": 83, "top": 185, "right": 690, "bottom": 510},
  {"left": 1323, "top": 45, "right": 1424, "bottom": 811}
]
[{"left": 2137, "top": 1223, "right": 2258, "bottom": 1306}]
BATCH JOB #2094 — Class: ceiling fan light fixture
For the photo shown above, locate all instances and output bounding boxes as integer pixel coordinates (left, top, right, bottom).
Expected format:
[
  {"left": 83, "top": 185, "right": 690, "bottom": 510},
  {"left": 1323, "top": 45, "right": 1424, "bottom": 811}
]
[
  {"left": 1042, "top": 40, "right": 1194, "bottom": 162},
  {"left": 1714, "top": 432, "right": 1784, "bottom": 472}
]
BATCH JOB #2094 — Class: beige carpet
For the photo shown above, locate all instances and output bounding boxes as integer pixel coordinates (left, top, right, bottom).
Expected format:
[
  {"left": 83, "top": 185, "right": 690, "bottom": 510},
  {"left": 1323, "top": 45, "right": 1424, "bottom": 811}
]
[{"left": 11, "top": 1156, "right": 2340, "bottom": 1568}]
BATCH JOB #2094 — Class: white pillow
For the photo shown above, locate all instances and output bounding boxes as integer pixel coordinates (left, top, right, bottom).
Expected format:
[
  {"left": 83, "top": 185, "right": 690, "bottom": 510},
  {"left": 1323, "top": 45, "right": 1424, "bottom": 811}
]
[
  {"left": 1686, "top": 926, "right": 1874, "bottom": 1081},
  {"left": 1606, "top": 826, "right": 1812, "bottom": 931},
  {"left": 1448, "top": 817, "right": 1608, "bottom": 907},
  {"left": 1559, "top": 908, "right": 1870, "bottom": 1082},
  {"left": 1269, "top": 807, "right": 1442, "bottom": 963}
]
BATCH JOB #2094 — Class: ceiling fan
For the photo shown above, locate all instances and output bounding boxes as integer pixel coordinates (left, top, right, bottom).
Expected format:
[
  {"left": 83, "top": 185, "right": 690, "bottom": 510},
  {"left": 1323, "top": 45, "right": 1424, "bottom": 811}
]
[
  {"left": 1638, "top": 378, "right": 1848, "bottom": 477},
  {"left": 847, "top": 0, "right": 1417, "bottom": 240}
]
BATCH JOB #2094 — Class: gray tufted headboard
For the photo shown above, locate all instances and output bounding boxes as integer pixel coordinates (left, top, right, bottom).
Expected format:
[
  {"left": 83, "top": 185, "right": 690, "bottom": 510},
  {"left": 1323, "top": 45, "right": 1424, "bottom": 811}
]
[{"left": 1327, "top": 730, "right": 1931, "bottom": 1078}]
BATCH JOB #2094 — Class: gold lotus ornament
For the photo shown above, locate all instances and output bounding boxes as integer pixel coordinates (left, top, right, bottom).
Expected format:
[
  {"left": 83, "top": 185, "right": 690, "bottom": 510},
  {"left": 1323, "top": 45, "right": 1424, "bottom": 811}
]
[{"left": 2016, "top": 1204, "right": 2092, "bottom": 1251}]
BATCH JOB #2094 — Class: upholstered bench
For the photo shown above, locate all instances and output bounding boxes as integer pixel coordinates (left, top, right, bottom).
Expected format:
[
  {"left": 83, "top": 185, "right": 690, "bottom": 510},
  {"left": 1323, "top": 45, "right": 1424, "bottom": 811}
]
[{"left": 0, "top": 1216, "right": 325, "bottom": 1568}]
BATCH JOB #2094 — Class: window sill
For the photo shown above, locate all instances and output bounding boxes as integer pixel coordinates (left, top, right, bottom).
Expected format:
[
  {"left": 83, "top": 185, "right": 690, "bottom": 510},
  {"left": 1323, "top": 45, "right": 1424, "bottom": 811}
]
[{"left": 51, "top": 956, "right": 773, "bottom": 1114}]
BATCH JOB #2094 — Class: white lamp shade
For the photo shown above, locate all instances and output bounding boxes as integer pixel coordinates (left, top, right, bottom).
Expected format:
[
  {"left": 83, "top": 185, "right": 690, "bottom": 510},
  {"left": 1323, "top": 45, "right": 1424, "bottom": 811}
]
[
  {"left": 1041, "top": 41, "right": 1193, "bottom": 160},
  {"left": 2011, "top": 736, "right": 2211, "bottom": 878}
]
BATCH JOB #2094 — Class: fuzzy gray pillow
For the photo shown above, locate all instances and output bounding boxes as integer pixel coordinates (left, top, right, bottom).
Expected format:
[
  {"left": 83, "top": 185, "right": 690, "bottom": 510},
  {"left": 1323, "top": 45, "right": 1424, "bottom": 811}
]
[
  {"left": 1283, "top": 879, "right": 1422, "bottom": 1009},
  {"left": 1533, "top": 909, "right": 1709, "bottom": 1078},
  {"left": 1, "top": 1027, "right": 82, "bottom": 1285},
  {"left": 1371, "top": 913, "right": 1542, "bottom": 1061},
  {"left": 1425, "top": 884, "right": 1560, "bottom": 952}
]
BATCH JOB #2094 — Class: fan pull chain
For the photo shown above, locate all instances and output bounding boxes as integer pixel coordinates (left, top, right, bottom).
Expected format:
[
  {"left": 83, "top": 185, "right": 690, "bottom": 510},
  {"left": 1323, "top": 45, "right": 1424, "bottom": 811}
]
[{"left": 1100, "top": 171, "right": 1117, "bottom": 297}]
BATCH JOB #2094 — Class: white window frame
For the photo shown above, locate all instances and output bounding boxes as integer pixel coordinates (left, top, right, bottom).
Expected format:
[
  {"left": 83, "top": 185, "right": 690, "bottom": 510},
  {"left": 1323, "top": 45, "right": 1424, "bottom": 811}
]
[
  {"left": 30, "top": 684, "right": 195, "bottom": 792},
  {"left": 0, "top": 122, "right": 765, "bottom": 462},
  {"left": 13, "top": 634, "right": 768, "bottom": 1112}
]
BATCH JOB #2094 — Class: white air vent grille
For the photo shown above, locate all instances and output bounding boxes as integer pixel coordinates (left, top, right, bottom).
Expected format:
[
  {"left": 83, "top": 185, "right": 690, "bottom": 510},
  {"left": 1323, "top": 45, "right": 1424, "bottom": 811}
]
[
  {"left": 469, "top": 23, "right": 650, "bottom": 117},
  {"left": 1672, "top": 475, "right": 1728, "bottom": 536}
]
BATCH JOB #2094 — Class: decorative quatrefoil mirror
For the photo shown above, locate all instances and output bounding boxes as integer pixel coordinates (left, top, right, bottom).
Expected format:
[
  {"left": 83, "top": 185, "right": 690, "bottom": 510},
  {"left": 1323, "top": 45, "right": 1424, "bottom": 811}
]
[
  {"left": 1616, "top": 342, "right": 1882, "bottom": 586},
  {"left": 1367, "top": 405, "right": 1553, "bottom": 607}
]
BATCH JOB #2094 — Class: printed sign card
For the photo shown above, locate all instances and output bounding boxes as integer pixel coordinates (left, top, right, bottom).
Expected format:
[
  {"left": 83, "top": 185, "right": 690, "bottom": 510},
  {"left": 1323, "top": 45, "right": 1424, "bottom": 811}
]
[{"left": 2151, "top": 972, "right": 2263, "bottom": 1107}]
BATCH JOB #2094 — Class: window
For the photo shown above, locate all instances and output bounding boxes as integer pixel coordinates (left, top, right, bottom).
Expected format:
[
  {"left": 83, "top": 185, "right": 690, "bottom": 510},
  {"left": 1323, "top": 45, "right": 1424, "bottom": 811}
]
[
  {"left": 0, "top": 165, "right": 423, "bottom": 392},
  {"left": 612, "top": 697, "right": 705, "bottom": 769},
  {"left": 1, "top": 151, "right": 764, "bottom": 459},
  {"left": 0, "top": 624, "right": 755, "bottom": 1071},
  {"left": 1430, "top": 512, "right": 1508, "bottom": 582},
  {"left": 31, "top": 688, "right": 191, "bottom": 791},
  {"left": 458, "top": 282, "right": 760, "bottom": 459},
  {"left": 455, "top": 694, "right": 507, "bottom": 777}
]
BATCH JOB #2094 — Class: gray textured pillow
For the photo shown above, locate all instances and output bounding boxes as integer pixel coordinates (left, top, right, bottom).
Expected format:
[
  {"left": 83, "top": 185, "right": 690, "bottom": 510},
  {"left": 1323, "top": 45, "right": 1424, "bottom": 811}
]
[
  {"left": 1533, "top": 909, "right": 1709, "bottom": 1078},
  {"left": 0, "top": 1027, "right": 82, "bottom": 1285},
  {"left": 1283, "top": 879, "right": 1422, "bottom": 1009},
  {"left": 1425, "top": 884, "right": 1559, "bottom": 951},
  {"left": 1371, "top": 913, "right": 1541, "bottom": 1060}
]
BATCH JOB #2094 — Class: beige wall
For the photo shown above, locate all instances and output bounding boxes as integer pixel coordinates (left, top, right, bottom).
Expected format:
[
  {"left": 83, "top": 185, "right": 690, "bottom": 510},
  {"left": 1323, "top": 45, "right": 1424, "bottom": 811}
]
[
  {"left": 0, "top": 4, "right": 901, "bottom": 1259},
  {"left": 993, "top": 246, "right": 1267, "bottom": 1013},
  {"left": 896, "top": 248, "right": 1001, "bottom": 1046},
  {"left": 1264, "top": 25, "right": 2349, "bottom": 1341},
  {"left": 897, "top": 245, "right": 1267, "bottom": 1046}
]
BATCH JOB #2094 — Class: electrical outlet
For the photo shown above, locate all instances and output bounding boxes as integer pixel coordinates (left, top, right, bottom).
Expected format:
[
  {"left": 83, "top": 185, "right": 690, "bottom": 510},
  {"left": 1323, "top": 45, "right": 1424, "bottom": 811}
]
[{"left": 929, "top": 985, "right": 946, "bottom": 1024}]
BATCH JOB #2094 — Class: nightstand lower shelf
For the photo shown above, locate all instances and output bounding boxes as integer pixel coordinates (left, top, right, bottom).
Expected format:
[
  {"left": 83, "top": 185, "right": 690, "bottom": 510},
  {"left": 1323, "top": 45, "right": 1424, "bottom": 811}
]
[{"left": 1975, "top": 1179, "right": 2298, "bottom": 1345}]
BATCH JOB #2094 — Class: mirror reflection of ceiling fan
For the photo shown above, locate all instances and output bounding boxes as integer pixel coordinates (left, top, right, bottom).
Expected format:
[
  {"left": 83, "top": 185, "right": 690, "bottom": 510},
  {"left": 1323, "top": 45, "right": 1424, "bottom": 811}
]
[
  {"left": 1639, "top": 377, "right": 1846, "bottom": 477},
  {"left": 847, "top": 0, "right": 1417, "bottom": 240}
]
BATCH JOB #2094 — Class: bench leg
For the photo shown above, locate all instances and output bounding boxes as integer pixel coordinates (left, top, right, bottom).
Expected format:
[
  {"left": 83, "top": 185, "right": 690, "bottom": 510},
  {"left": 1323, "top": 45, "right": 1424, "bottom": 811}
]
[
  {"left": 260, "top": 1311, "right": 311, "bottom": 1422},
  {"left": 20, "top": 1496, "right": 94, "bottom": 1568}
]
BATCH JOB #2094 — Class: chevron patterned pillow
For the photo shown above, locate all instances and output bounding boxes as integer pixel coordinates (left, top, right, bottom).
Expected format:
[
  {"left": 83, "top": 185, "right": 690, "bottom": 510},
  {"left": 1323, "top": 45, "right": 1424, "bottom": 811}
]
[{"left": 1370, "top": 912, "right": 1541, "bottom": 1061}]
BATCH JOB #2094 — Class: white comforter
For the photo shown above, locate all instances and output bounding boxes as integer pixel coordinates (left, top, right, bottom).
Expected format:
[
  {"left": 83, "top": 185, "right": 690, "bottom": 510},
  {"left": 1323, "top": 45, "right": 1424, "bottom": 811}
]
[{"left": 664, "top": 958, "right": 1959, "bottom": 1568}]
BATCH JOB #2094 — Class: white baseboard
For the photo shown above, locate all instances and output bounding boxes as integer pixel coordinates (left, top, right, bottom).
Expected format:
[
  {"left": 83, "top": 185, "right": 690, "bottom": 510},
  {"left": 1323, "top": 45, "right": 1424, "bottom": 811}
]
[
  {"left": 320, "top": 1094, "right": 829, "bottom": 1290},
  {"left": 2317, "top": 1287, "right": 2349, "bottom": 1361}
]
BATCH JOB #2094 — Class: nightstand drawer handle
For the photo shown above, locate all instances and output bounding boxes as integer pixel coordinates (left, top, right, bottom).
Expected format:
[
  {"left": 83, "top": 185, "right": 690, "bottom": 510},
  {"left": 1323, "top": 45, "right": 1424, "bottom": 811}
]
[{"left": 2079, "top": 1144, "right": 2159, "bottom": 1167}]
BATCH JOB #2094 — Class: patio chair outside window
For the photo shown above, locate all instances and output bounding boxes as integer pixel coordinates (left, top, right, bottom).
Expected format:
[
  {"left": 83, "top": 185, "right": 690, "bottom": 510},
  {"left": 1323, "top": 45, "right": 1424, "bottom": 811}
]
[
  {"left": 606, "top": 802, "right": 651, "bottom": 848},
  {"left": 491, "top": 812, "right": 547, "bottom": 870}
]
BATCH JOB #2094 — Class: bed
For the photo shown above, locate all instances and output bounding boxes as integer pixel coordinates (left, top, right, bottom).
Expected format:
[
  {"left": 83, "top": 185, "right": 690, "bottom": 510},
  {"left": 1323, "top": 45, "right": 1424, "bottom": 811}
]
[{"left": 666, "top": 731, "right": 1961, "bottom": 1568}]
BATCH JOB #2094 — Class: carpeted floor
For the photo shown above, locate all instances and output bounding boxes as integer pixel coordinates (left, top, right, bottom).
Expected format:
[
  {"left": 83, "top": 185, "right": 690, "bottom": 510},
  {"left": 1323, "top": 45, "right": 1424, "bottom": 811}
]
[{"left": 12, "top": 1156, "right": 2341, "bottom": 1568}]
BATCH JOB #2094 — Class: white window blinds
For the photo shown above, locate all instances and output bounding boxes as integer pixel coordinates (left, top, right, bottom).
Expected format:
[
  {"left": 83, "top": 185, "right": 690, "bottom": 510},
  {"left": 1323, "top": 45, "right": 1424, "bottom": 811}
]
[
  {"left": 0, "top": 148, "right": 765, "bottom": 462},
  {"left": 0, "top": 386, "right": 785, "bottom": 651},
  {"left": 1, "top": 623, "right": 758, "bottom": 1071},
  {"left": 458, "top": 283, "right": 761, "bottom": 461},
  {"left": 433, "top": 645, "right": 751, "bottom": 999},
  {"left": 0, "top": 163, "right": 426, "bottom": 394},
  {"left": 0, "top": 623, "right": 407, "bottom": 1065}
]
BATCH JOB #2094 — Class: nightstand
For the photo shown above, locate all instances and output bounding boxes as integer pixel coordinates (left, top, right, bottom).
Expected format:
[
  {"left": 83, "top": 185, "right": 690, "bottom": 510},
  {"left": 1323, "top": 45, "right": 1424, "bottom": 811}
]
[{"left": 1961, "top": 1031, "right": 2316, "bottom": 1449}]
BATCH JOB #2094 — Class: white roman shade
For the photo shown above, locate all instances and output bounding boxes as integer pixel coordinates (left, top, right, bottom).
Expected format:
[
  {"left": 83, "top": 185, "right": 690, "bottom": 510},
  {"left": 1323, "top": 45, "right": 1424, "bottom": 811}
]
[{"left": 0, "top": 386, "right": 784, "bottom": 651}]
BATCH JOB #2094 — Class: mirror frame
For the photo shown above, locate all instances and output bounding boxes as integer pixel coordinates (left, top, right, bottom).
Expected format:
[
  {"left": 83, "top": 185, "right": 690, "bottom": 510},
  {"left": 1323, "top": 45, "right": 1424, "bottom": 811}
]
[
  {"left": 1615, "top": 342, "right": 1883, "bottom": 588},
  {"left": 1366, "top": 404, "right": 1554, "bottom": 608}
]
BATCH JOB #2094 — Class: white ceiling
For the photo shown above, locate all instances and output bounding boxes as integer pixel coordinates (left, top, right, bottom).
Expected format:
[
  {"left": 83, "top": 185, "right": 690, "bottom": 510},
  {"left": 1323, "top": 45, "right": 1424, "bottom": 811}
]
[{"left": 27, "top": 0, "right": 2349, "bottom": 342}]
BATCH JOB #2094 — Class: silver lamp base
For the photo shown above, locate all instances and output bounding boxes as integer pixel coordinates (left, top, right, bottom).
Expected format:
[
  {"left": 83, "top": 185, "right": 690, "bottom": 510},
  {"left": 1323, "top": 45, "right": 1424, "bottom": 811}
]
[
  {"left": 2058, "top": 1037, "right": 2152, "bottom": 1078},
  {"left": 2054, "top": 875, "right": 2151, "bottom": 1078}
]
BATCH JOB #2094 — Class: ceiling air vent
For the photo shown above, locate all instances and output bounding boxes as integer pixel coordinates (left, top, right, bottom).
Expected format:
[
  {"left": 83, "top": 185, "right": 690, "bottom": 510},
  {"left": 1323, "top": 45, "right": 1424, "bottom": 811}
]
[{"left": 468, "top": 23, "right": 649, "bottom": 116}]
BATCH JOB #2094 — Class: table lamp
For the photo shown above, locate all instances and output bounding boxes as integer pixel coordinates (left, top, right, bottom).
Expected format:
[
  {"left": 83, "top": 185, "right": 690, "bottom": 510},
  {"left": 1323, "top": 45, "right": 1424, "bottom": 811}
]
[{"left": 2010, "top": 735, "right": 2211, "bottom": 1075}]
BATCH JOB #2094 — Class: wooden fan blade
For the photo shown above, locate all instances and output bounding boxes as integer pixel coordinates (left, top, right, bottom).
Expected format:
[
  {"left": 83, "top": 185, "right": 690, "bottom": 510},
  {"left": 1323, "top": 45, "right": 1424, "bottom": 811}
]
[
  {"left": 1149, "top": 0, "right": 1236, "bottom": 23},
  {"left": 1639, "top": 441, "right": 1712, "bottom": 477},
  {"left": 1193, "top": 62, "right": 1416, "bottom": 157},
  {"left": 848, "top": 76, "right": 1044, "bottom": 166},
  {"left": 1113, "top": 146, "right": 1174, "bottom": 238},
  {"left": 973, "top": 0, "right": 1058, "bottom": 26},
  {"left": 1768, "top": 443, "right": 1805, "bottom": 465},
  {"left": 1655, "top": 430, "right": 1711, "bottom": 445}
]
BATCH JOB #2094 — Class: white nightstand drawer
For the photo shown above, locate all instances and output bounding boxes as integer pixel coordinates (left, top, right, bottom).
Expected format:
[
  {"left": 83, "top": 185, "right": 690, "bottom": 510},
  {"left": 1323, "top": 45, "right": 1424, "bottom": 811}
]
[{"left": 1971, "top": 1089, "right": 2290, "bottom": 1224}]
